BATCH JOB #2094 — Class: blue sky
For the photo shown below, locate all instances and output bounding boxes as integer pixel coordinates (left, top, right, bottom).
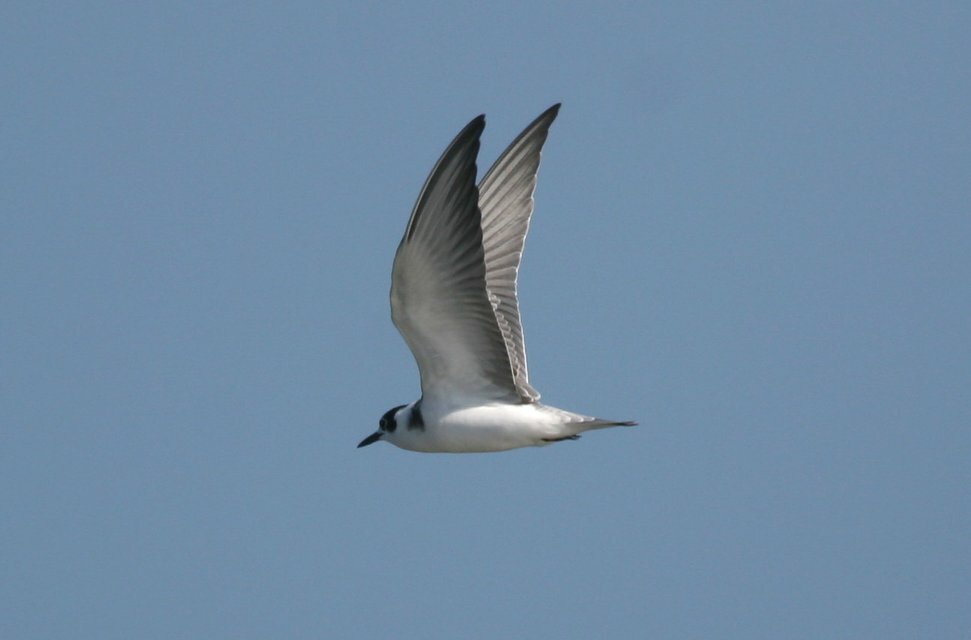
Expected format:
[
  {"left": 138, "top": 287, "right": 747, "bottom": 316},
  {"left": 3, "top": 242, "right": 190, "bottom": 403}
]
[{"left": 3, "top": 2, "right": 969, "bottom": 638}]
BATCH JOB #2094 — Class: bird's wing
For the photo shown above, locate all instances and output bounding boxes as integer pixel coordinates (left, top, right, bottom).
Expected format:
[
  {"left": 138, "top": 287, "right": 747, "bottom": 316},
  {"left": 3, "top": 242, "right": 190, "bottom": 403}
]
[
  {"left": 391, "top": 115, "right": 521, "bottom": 404},
  {"left": 477, "top": 104, "right": 560, "bottom": 402}
]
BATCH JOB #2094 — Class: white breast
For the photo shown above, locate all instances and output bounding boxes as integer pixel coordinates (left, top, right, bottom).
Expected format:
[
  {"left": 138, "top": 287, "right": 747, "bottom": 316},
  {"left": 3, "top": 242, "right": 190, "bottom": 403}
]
[{"left": 388, "top": 402, "right": 574, "bottom": 453}]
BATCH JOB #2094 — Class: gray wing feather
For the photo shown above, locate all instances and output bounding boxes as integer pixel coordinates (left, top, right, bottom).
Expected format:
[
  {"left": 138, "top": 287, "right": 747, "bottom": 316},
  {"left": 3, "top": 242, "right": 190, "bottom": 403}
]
[
  {"left": 477, "top": 104, "right": 560, "bottom": 402},
  {"left": 391, "top": 115, "right": 521, "bottom": 403}
]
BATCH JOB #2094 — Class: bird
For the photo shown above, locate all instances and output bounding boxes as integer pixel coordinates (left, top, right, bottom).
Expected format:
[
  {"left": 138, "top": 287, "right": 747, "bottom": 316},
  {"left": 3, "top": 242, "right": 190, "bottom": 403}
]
[{"left": 358, "top": 104, "right": 636, "bottom": 453}]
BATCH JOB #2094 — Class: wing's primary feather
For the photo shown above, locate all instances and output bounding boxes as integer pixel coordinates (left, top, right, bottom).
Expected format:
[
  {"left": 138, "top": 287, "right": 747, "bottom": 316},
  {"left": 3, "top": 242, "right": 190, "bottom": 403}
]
[
  {"left": 391, "top": 115, "right": 521, "bottom": 404},
  {"left": 478, "top": 104, "right": 560, "bottom": 402}
]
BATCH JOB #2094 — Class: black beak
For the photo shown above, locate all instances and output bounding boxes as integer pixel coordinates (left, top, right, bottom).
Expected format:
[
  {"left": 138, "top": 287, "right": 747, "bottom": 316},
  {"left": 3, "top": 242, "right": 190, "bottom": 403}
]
[{"left": 357, "top": 431, "right": 383, "bottom": 448}]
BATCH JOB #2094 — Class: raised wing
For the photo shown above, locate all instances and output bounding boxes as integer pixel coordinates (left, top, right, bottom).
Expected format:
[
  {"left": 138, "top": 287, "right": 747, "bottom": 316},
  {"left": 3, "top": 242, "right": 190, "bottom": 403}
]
[
  {"left": 477, "top": 104, "right": 560, "bottom": 402},
  {"left": 391, "top": 115, "right": 521, "bottom": 404}
]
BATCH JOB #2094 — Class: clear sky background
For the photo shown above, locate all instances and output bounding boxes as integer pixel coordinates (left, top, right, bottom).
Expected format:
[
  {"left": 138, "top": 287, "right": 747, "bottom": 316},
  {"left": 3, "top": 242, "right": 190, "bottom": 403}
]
[{"left": 3, "top": 3, "right": 969, "bottom": 638}]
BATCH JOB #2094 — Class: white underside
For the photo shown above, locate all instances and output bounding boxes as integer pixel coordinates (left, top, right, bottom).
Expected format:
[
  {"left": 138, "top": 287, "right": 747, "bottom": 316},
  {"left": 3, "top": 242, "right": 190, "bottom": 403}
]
[{"left": 383, "top": 400, "right": 619, "bottom": 453}]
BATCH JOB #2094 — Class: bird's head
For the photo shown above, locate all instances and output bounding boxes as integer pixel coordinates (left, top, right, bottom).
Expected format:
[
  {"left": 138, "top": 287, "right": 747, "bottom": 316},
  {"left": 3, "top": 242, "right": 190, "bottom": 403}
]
[{"left": 357, "top": 404, "right": 407, "bottom": 448}]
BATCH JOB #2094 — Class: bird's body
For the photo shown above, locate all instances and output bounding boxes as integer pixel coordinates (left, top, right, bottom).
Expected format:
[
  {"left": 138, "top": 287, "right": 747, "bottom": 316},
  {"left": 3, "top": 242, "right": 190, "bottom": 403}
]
[
  {"left": 358, "top": 104, "right": 635, "bottom": 453},
  {"left": 379, "top": 399, "right": 631, "bottom": 453}
]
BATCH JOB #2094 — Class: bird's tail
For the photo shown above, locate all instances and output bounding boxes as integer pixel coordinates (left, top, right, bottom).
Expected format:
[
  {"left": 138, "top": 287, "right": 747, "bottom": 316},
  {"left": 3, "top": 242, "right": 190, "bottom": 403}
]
[
  {"left": 542, "top": 405, "right": 637, "bottom": 439},
  {"left": 575, "top": 418, "right": 638, "bottom": 431}
]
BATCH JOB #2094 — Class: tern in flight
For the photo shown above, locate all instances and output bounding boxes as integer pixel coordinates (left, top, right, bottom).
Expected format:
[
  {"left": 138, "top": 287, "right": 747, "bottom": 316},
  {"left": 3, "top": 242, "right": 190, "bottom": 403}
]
[{"left": 358, "top": 104, "right": 636, "bottom": 453}]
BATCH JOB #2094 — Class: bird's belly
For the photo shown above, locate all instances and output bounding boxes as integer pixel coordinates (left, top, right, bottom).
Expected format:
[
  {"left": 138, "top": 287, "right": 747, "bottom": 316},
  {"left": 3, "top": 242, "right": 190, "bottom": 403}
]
[{"left": 409, "top": 404, "right": 561, "bottom": 453}]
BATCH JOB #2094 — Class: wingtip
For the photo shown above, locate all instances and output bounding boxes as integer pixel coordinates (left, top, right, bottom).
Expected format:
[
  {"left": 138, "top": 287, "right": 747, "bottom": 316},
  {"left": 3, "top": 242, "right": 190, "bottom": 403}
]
[
  {"left": 541, "top": 103, "right": 561, "bottom": 122},
  {"left": 457, "top": 113, "right": 486, "bottom": 139}
]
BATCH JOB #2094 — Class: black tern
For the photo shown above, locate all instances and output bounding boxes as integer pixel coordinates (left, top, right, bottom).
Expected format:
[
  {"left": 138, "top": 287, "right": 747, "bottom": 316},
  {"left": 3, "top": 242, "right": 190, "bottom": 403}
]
[{"left": 358, "top": 104, "right": 636, "bottom": 452}]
